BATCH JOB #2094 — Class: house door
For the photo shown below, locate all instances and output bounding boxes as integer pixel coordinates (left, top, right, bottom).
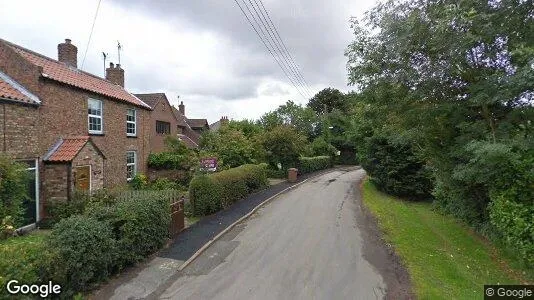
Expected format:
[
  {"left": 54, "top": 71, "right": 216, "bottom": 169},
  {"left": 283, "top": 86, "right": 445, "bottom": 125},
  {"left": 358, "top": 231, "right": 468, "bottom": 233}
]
[{"left": 74, "top": 166, "right": 91, "bottom": 191}]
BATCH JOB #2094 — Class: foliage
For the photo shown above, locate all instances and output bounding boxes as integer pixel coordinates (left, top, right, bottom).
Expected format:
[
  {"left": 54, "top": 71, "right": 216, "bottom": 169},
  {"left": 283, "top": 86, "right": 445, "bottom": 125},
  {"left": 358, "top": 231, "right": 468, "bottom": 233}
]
[
  {"left": 199, "top": 127, "right": 259, "bottom": 168},
  {"left": 259, "top": 100, "right": 319, "bottom": 139},
  {"left": 298, "top": 156, "right": 333, "bottom": 174},
  {"left": 129, "top": 173, "right": 149, "bottom": 190},
  {"left": 0, "top": 231, "right": 48, "bottom": 299},
  {"left": 43, "top": 198, "right": 86, "bottom": 228},
  {"left": 307, "top": 87, "right": 348, "bottom": 115},
  {"left": 85, "top": 193, "right": 170, "bottom": 269},
  {"left": 42, "top": 216, "right": 117, "bottom": 296},
  {"left": 149, "top": 178, "right": 180, "bottom": 190},
  {"left": 148, "top": 152, "right": 195, "bottom": 170},
  {"left": 362, "top": 180, "right": 531, "bottom": 298},
  {"left": 226, "top": 119, "right": 264, "bottom": 138},
  {"left": 345, "top": 0, "right": 534, "bottom": 264},
  {"left": 489, "top": 192, "right": 534, "bottom": 267},
  {"left": 308, "top": 137, "right": 338, "bottom": 157},
  {"left": 0, "top": 216, "right": 16, "bottom": 240},
  {"left": 361, "top": 135, "right": 433, "bottom": 199},
  {"left": 189, "top": 164, "right": 268, "bottom": 216},
  {"left": 0, "top": 155, "right": 30, "bottom": 227},
  {"left": 258, "top": 125, "right": 308, "bottom": 170}
]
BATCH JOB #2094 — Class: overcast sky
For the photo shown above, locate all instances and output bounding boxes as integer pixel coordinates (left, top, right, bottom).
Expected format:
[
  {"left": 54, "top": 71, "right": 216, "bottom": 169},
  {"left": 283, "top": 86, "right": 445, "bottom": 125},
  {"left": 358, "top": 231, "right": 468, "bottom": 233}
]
[{"left": 0, "top": 0, "right": 375, "bottom": 123}]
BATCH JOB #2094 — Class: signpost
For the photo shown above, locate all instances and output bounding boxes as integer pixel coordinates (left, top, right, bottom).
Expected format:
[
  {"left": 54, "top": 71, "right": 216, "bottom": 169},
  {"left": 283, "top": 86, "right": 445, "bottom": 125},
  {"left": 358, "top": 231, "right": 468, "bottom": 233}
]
[{"left": 200, "top": 157, "right": 218, "bottom": 172}]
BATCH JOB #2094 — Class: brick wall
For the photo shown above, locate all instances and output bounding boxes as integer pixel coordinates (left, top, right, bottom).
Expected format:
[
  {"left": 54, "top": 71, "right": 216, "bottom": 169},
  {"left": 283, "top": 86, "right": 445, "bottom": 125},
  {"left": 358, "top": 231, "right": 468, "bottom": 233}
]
[
  {"left": 37, "top": 80, "right": 150, "bottom": 188},
  {"left": 71, "top": 142, "right": 104, "bottom": 191},
  {"left": 149, "top": 99, "right": 178, "bottom": 153},
  {"left": 43, "top": 163, "right": 69, "bottom": 202},
  {"left": 0, "top": 103, "right": 40, "bottom": 158}
]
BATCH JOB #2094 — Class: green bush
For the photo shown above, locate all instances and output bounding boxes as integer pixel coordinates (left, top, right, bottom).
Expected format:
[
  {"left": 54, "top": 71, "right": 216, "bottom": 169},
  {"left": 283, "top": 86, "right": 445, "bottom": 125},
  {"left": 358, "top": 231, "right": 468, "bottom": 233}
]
[
  {"left": 361, "top": 135, "right": 433, "bottom": 199},
  {"left": 309, "top": 137, "right": 338, "bottom": 157},
  {"left": 0, "top": 231, "right": 47, "bottom": 298},
  {"left": 42, "top": 215, "right": 117, "bottom": 296},
  {"left": 150, "top": 178, "right": 180, "bottom": 190},
  {"left": 489, "top": 192, "right": 534, "bottom": 267},
  {"left": 0, "top": 155, "right": 30, "bottom": 227},
  {"left": 148, "top": 152, "right": 194, "bottom": 170},
  {"left": 129, "top": 173, "right": 149, "bottom": 190},
  {"left": 189, "top": 164, "right": 268, "bottom": 216},
  {"left": 86, "top": 194, "right": 170, "bottom": 269},
  {"left": 298, "top": 156, "right": 332, "bottom": 174}
]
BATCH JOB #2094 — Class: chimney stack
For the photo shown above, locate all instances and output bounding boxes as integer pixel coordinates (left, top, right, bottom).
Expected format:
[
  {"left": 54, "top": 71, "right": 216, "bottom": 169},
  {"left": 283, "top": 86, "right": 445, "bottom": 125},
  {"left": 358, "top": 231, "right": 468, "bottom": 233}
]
[
  {"left": 221, "top": 116, "right": 229, "bottom": 126},
  {"left": 58, "top": 38, "right": 78, "bottom": 68},
  {"left": 179, "top": 101, "right": 185, "bottom": 115},
  {"left": 105, "top": 62, "right": 125, "bottom": 87}
]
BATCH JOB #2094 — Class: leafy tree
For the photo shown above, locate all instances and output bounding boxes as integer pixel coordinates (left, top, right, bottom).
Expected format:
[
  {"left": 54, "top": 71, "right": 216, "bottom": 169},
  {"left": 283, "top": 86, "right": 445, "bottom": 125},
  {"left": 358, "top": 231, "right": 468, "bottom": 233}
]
[
  {"left": 199, "top": 128, "right": 258, "bottom": 168},
  {"left": 226, "top": 119, "right": 264, "bottom": 139},
  {"left": 258, "top": 125, "right": 308, "bottom": 170},
  {"left": 259, "top": 100, "right": 319, "bottom": 139},
  {"left": 307, "top": 88, "right": 348, "bottom": 115}
]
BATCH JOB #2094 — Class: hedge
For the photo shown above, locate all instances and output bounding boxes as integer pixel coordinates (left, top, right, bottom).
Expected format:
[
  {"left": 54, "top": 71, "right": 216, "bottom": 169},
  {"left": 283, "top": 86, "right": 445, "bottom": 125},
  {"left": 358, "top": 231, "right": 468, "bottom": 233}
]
[
  {"left": 189, "top": 164, "right": 269, "bottom": 216},
  {"left": 38, "top": 190, "right": 172, "bottom": 296},
  {"left": 298, "top": 156, "right": 333, "bottom": 174}
]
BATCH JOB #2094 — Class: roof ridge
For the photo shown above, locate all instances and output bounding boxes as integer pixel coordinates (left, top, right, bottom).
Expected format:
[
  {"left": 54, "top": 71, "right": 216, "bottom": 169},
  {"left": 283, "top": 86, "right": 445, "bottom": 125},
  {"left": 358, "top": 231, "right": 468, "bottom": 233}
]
[{"left": 0, "top": 38, "right": 118, "bottom": 84}]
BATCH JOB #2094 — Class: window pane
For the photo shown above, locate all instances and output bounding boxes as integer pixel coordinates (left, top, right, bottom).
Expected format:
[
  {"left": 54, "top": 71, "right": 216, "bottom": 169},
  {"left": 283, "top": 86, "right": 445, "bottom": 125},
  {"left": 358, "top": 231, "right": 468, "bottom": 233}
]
[{"left": 127, "top": 123, "right": 136, "bottom": 134}]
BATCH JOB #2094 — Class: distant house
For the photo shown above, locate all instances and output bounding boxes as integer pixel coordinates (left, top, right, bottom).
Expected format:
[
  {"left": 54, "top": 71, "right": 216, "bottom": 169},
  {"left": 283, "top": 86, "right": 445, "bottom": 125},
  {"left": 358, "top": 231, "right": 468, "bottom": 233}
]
[
  {"left": 209, "top": 116, "right": 229, "bottom": 132},
  {"left": 0, "top": 38, "right": 151, "bottom": 224},
  {"left": 135, "top": 93, "right": 186, "bottom": 153}
]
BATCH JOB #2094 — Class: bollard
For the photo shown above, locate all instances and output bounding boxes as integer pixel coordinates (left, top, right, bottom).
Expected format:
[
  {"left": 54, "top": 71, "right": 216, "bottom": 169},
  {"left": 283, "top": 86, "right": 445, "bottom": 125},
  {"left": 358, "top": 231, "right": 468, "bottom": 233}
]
[{"left": 288, "top": 168, "right": 298, "bottom": 183}]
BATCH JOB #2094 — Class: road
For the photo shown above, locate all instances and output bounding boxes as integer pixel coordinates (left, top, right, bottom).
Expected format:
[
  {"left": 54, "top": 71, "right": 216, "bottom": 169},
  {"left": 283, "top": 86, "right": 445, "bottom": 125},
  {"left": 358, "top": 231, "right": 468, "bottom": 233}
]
[{"left": 151, "top": 168, "right": 408, "bottom": 300}]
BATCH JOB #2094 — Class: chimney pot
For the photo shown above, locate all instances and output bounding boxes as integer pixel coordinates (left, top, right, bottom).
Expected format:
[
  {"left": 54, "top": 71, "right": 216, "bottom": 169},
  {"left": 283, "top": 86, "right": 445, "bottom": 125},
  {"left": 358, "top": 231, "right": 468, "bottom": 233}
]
[
  {"left": 179, "top": 101, "right": 185, "bottom": 115},
  {"left": 58, "top": 38, "right": 78, "bottom": 68},
  {"left": 106, "top": 62, "right": 125, "bottom": 87}
]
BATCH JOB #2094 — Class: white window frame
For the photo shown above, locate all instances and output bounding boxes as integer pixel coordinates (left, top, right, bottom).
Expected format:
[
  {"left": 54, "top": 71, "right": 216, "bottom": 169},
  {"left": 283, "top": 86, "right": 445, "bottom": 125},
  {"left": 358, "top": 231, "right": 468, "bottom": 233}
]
[
  {"left": 126, "top": 108, "right": 136, "bottom": 136},
  {"left": 126, "top": 151, "right": 137, "bottom": 181},
  {"left": 88, "top": 98, "right": 103, "bottom": 134}
]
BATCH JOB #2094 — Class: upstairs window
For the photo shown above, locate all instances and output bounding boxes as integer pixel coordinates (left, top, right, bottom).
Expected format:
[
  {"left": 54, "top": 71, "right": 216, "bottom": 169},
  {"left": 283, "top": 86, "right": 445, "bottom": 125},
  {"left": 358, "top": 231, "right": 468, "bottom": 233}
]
[
  {"left": 88, "top": 99, "right": 103, "bottom": 134},
  {"left": 126, "top": 109, "right": 136, "bottom": 136},
  {"left": 156, "top": 121, "right": 171, "bottom": 134},
  {"left": 126, "top": 151, "right": 136, "bottom": 181}
]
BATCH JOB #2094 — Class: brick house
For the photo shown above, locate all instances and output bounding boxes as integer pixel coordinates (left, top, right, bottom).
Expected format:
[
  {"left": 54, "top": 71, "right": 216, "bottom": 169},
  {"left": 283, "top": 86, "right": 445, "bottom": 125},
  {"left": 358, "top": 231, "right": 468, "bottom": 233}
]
[{"left": 0, "top": 38, "right": 151, "bottom": 224}]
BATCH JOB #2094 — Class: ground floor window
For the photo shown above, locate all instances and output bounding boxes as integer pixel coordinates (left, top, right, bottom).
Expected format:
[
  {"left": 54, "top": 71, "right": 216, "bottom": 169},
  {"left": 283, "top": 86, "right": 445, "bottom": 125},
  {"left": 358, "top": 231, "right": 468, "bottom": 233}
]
[{"left": 126, "top": 151, "right": 136, "bottom": 181}]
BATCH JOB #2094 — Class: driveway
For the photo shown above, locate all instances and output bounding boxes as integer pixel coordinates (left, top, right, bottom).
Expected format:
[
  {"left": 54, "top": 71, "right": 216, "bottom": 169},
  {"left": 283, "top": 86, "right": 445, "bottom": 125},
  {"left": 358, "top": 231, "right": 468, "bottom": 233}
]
[{"left": 149, "top": 168, "right": 411, "bottom": 300}]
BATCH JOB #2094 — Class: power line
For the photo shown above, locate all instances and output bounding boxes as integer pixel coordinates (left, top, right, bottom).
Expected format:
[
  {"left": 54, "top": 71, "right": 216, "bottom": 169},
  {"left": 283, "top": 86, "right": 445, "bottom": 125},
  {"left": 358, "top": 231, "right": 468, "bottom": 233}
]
[
  {"left": 234, "top": 0, "right": 308, "bottom": 100},
  {"left": 248, "top": 0, "right": 313, "bottom": 98},
  {"left": 256, "top": 0, "right": 315, "bottom": 97},
  {"left": 81, "top": 0, "right": 103, "bottom": 70}
]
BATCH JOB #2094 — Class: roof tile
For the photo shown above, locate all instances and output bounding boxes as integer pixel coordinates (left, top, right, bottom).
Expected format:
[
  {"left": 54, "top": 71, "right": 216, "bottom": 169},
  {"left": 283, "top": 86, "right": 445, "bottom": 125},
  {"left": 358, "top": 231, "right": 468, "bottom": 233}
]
[
  {"left": 0, "top": 71, "right": 40, "bottom": 104},
  {"left": 46, "top": 136, "right": 90, "bottom": 162}
]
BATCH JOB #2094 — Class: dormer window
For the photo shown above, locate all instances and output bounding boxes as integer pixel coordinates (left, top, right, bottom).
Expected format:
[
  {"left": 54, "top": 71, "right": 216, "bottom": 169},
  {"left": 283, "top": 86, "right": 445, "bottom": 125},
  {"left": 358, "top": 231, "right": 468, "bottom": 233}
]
[{"left": 88, "top": 98, "right": 103, "bottom": 134}]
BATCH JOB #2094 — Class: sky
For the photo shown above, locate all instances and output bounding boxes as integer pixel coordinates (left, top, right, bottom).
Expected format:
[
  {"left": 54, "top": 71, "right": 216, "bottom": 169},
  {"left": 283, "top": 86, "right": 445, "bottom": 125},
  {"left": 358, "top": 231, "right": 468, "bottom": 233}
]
[{"left": 0, "top": 0, "right": 376, "bottom": 123}]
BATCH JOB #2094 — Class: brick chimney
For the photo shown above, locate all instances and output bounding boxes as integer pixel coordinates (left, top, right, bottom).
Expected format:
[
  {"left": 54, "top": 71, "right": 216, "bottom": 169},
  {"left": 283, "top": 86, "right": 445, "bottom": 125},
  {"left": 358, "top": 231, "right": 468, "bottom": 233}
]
[
  {"left": 221, "top": 116, "right": 229, "bottom": 126},
  {"left": 105, "top": 62, "right": 125, "bottom": 87},
  {"left": 179, "top": 101, "right": 185, "bottom": 115},
  {"left": 57, "top": 39, "right": 78, "bottom": 68}
]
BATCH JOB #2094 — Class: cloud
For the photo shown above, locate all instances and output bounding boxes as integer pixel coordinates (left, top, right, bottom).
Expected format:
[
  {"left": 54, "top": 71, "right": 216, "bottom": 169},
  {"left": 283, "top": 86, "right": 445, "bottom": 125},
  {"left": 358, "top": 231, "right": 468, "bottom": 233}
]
[{"left": 0, "top": 0, "right": 376, "bottom": 123}]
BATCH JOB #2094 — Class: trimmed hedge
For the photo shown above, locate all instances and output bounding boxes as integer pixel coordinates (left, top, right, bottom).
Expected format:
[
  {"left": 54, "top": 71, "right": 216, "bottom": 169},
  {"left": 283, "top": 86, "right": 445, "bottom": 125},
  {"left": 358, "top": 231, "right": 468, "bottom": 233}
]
[
  {"left": 40, "top": 190, "right": 171, "bottom": 296},
  {"left": 189, "top": 164, "right": 268, "bottom": 216},
  {"left": 298, "top": 156, "right": 333, "bottom": 174}
]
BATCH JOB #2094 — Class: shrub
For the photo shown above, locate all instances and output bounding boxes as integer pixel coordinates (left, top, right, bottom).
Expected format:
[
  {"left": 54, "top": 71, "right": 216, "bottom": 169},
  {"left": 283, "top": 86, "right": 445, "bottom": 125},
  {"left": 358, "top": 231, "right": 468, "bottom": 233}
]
[
  {"left": 298, "top": 156, "right": 332, "bottom": 174},
  {"left": 189, "top": 164, "right": 268, "bottom": 216},
  {"left": 309, "top": 137, "right": 338, "bottom": 157},
  {"left": 150, "top": 178, "right": 180, "bottom": 190},
  {"left": 86, "top": 194, "right": 170, "bottom": 268},
  {"left": 361, "top": 135, "right": 433, "bottom": 199},
  {"left": 42, "top": 215, "right": 117, "bottom": 296},
  {"left": 130, "top": 173, "right": 149, "bottom": 190},
  {"left": 258, "top": 125, "right": 308, "bottom": 170},
  {"left": 0, "top": 231, "right": 48, "bottom": 299},
  {"left": 489, "top": 192, "right": 534, "bottom": 267},
  {"left": 0, "top": 155, "right": 30, "bottom": 227},
  {"left": 148, "top": 152, "right": 194, "bottom": 170},
  {"left": 43, "top": 198, "right": 86, "bottom": 228}
]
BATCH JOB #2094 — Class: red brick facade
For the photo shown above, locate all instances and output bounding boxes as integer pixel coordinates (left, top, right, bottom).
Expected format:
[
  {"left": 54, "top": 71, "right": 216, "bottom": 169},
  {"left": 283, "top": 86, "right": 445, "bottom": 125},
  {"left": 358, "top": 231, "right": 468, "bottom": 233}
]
[{"left": 0, "top": 38, "right": 151, "bottom": 221}]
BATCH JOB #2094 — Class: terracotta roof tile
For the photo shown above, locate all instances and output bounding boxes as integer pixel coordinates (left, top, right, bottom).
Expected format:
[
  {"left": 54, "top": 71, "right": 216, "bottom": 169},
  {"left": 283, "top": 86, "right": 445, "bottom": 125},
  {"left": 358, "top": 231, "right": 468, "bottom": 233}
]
[
  {"left": 0, "top": 71, "right": 40, "bottom": 105},
  {"left": 45, "top": 136, "right": 90, "bottom": 162},
  {"left": 4, "top": 40, "right": 150, "bottom": 109}
]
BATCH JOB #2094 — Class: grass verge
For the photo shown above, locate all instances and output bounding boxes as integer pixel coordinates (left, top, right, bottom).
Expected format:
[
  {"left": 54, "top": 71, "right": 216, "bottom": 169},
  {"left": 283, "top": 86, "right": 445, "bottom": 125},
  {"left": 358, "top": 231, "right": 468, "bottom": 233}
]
[{"left": 362, "top": 180, "right": 529, "bottom": 299}]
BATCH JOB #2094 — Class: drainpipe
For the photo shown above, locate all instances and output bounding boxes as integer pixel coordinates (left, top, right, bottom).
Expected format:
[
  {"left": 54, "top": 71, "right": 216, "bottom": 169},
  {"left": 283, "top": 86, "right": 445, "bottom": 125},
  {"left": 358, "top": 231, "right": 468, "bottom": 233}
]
[{"left": 2, "top": 104, "right": 5, "bottom": 152}]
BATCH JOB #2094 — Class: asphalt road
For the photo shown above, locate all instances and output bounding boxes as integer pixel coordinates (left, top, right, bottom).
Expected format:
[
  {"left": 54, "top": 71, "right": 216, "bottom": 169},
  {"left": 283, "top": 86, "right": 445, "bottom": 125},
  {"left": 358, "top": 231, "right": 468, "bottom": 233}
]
[{"left": 152, "top": 168, "right": 398, "bottom": 300}]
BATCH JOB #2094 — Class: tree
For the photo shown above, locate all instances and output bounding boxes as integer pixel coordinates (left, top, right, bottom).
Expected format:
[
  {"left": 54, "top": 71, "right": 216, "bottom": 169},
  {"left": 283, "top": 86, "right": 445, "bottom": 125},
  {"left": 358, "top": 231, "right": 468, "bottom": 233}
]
[
  {"left": 199, "top": 128, "right": 258, "bottom": 168},
  {"left": 258, "top": 125, "right": 307, "bottom": 170},
  {"left": 307, "top": 88, "right": 348, "bottom": 115},
  {"left": 0, "top": 155, "right": 29, "bottom": 227},
  {"left": 259, "top": 100, "right": 318, "bottom": 139}
]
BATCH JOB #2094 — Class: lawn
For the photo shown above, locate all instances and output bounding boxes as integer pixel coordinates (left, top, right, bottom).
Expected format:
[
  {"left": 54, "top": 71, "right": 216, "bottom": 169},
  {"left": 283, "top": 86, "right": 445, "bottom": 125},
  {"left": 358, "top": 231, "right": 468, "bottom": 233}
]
[
  {"left": 0, "top": 230, "right": 50, "bottom": 297},
  {"left": 362, "top": 180, "right": 530, "bottom": 300}
]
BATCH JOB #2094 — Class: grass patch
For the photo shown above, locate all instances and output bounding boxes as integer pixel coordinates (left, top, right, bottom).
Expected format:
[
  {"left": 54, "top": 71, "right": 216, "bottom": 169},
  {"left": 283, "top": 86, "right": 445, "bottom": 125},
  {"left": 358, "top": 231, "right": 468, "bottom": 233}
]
[
  {"left": 362, "top": 180, "right": 529, "bottom": 299},
  {"left": 0, "top": 230, "right": 50, "bottom": 297}
]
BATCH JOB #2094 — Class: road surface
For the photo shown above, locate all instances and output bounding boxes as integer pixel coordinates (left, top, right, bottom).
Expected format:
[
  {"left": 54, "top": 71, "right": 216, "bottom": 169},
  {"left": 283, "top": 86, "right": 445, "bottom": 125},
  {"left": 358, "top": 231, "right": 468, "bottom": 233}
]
[{"left": 151, "top": 168, "right": 408, "bottom": 300}]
